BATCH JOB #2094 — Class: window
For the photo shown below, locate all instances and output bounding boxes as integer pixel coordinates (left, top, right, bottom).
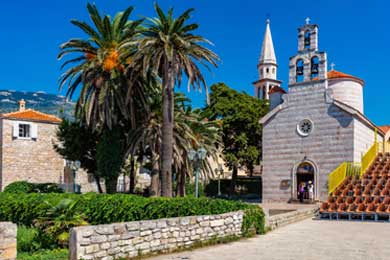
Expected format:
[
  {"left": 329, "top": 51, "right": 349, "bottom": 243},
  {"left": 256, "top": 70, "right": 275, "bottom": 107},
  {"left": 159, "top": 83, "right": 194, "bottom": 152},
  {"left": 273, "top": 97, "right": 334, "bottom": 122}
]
[
  {"left": 272, "top": 68, "right": 275, "bottom": 74},
  {"left": 296, "top": 59, "right": 304, "bottom": 82},
  {"left": 266, "top": 68, "right": 269, "bottom": 74},
  {"left": 297, "top": 119, "right": 313, "bottom": 137},
  {"left": 13, "top": 122, "right": 38, "bottom": 140},
  {"left": 19, "top": 124, "right": 31, "bottom": 138},
  {"left": 304, "top": 31, "right": 311, "bottom": 49}
]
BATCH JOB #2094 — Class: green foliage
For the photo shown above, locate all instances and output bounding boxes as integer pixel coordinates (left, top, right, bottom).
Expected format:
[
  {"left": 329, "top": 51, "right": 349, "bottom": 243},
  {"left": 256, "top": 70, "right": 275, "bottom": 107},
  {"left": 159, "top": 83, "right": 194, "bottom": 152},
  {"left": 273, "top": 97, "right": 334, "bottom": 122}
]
[
  {"left": 0, "top": 193, "right": 264, "bottom": 235},
  {"left": 4, "top": 182, "right": 63, "bottom": 194},
  {"left": 17, "top": 226, "right": 41, "bottom": 253},
  {"left": 34, "top": 199, "right": 88, "bottom": 248},
  {"left": 17, "top": 249, "right": 68, "bottom": 260},
  {"left": 185, "top": 181, "right": 205, "bottom": 197},
  {"left": 203, "top": 83, "right": 269, "bottom": 173},
  {"left": 242, "top": 207, "right": 266, "bottom": 236},
  {"left": 4, "top": 181, "right": 34, "bottom": 193},
  {"left": 54, "top": 119, "right": 98, "bottom": 176},
  {"left": 96, "top": 129, "right": 123, "bottom": 193}
]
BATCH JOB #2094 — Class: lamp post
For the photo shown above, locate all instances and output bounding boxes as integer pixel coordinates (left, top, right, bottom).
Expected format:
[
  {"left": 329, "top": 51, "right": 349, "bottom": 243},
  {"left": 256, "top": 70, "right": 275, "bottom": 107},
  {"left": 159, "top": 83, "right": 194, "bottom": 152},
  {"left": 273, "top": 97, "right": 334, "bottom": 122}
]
[
  {"left": 188, "top": 147, "right": 207, "bottom": 198},
  {"left": 67, "top": 160, "right": 81, "bottom": 193},
  {"left": 217, "top": 164, "right": 223, "bottom": 196}
]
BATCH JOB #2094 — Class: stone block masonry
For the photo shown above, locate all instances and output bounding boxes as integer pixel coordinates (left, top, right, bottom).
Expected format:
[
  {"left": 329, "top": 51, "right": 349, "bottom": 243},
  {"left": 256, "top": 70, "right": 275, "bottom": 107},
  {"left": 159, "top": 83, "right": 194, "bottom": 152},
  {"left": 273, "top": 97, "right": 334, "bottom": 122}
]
[
  {"left": 0, "top": 222, "right": 17, "bottom": 260},
  {"left": 70, "top": 211, "right": 244, "bottom": 260}
]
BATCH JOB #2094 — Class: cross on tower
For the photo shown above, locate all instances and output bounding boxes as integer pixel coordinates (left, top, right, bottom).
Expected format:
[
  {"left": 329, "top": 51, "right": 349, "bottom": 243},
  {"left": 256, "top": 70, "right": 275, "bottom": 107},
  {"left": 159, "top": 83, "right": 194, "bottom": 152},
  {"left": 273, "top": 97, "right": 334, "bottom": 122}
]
[
  {"left": 330, "top": 62, "right": 336, "bottom": 70},
  {"left": 305, "top": 17, "right": 310, "bottom": 25}
]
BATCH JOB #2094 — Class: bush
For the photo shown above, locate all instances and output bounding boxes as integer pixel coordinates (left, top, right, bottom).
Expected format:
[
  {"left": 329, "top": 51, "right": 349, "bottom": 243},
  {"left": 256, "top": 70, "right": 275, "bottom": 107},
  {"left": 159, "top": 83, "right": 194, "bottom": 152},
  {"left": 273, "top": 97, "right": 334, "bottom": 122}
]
[
  {"left": 17, "top": 249, "right": 68, "bottom": 260},
  {"left": 0, "top": 193, "right": 265, "bottom": 235},
  {"left": 205, "top": 177, "right": 262, "bottom": 199},
  {"left": 4, "top": 181, "right": 63, "bottom": 194},
  {"left": 17, "top": 226, "right": 41, "bottom": 253},
  {"left": 4, "top": 181, "right": 34, "bottom": 193}
]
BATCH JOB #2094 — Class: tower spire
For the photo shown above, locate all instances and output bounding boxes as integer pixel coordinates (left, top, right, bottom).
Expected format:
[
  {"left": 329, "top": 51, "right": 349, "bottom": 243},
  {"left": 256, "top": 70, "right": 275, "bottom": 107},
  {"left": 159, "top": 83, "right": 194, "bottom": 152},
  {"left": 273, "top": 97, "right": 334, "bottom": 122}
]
[{"left": 259, "top": 19, "right": 277, "bottom": 66}]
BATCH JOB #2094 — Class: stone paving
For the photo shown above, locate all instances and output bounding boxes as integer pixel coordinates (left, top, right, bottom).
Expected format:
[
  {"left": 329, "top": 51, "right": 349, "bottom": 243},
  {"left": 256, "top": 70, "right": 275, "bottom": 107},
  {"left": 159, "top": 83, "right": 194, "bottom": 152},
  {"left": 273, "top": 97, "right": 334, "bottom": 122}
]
[{"left": 149, "top": 218, "right": 390, "bottom": 260}]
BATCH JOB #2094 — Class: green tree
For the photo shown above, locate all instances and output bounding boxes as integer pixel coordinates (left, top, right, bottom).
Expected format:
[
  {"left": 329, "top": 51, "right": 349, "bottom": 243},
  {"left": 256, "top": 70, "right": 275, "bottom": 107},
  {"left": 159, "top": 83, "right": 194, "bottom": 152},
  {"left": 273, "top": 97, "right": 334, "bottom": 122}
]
[
  {"left": 58, "top": 3, "right": 145, "bottom": 130},
  {"left": 96, "top": 128, "right": 124, "bottom": 193},
  {"left": 54, "top": 119, "right": 102, "bottom": 193},
  {"left": 202, "top": 83, "right": 269, "bottom": 195},
  {"left": 130, "top": 3, "right": 219, "bottom": 197}
]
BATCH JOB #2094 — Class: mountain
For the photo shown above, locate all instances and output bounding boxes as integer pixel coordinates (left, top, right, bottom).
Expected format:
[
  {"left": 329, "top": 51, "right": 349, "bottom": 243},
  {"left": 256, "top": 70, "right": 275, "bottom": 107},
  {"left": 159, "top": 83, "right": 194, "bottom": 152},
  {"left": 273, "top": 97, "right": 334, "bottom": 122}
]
[{"left": 0, "top": 90, "right": 75, "bottom": 119}]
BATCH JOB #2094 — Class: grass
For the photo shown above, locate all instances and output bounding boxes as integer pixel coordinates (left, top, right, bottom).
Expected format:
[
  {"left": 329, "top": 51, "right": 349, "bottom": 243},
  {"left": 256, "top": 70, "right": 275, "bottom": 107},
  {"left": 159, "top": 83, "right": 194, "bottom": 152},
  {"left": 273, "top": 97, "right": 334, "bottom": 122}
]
[{"left": 17, "top": 249, "right": 68, "bottom": 260}]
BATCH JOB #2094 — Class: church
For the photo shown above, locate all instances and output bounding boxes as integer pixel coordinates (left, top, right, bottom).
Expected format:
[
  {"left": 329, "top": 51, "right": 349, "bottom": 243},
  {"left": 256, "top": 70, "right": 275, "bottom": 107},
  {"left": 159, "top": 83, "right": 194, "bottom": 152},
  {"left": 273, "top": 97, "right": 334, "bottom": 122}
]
[{"left": 256, "top": 19, "right": 390, "bottom": 202}]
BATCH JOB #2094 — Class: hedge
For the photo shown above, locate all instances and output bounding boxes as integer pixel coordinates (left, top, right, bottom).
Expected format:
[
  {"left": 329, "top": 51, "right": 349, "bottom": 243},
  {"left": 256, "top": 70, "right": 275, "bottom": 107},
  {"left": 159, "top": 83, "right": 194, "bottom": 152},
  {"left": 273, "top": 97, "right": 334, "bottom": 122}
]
[{"left": 0, "top": 193, "right": 265, "bottom": 236}]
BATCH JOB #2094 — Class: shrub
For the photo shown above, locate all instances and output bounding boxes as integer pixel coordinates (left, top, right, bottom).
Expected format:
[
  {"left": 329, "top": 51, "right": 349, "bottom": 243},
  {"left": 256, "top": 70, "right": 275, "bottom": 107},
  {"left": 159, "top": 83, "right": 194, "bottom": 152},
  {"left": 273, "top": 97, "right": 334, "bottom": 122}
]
[
  {"left": 4, "top": 181, "right": 63, "bottom": 194},
  {"left": 17, "top": 249, "right": 68, "bottom": 260},
  {"left": 0, "top": 193, "right": 265, "bottom": 237},
  {"left": 17, "top": 226, "right": 41, "bottom": 253},
  {"left": 4, "top": 181, "right": 33, "bottom": 193},
  {"left": 205, "top": 177, "right": 262, "bottom": 199}
]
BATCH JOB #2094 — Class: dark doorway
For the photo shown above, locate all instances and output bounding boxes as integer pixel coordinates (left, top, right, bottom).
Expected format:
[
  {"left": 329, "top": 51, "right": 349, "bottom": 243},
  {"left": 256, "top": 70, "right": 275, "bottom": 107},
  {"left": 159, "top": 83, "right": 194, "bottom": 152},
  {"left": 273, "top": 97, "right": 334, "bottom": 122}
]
[{"left": 296, "top": 162, "right": 315, "bottom": 202}]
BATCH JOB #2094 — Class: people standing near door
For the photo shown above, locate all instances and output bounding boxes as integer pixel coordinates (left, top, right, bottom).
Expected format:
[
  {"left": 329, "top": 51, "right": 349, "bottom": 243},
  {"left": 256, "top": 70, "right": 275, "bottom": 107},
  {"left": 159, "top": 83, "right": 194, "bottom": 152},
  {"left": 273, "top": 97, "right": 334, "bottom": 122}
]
[
  {"left": 308, "top": 181, "right": 314, "bottom": 201},
  {"left": 298, "top": 183, "right": 305, "bottom": 203}
]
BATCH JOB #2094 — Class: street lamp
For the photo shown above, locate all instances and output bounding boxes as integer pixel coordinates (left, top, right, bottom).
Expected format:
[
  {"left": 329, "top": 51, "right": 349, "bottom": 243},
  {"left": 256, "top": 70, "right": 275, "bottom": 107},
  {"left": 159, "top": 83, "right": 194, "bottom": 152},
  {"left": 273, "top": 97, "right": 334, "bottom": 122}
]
[
  {"left": 188, "top": 147, "right": 207, "bottom": 198},
  {"left": 67, "top": 160, "right": 81, "bottom": 193},
  {"left": 217, "top": 164, "right": 223, "bottom": 196}
]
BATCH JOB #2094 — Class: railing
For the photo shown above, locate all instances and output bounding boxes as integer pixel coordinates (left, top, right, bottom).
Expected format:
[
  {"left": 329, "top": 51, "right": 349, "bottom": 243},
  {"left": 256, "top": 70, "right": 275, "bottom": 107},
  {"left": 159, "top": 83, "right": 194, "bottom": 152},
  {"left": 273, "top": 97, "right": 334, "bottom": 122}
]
[
  {"left": 328, "top": 162, "right": 361, "bottom": 195},
  {"left": 360, "top": 142, "right": 378, "bottom": 176}
]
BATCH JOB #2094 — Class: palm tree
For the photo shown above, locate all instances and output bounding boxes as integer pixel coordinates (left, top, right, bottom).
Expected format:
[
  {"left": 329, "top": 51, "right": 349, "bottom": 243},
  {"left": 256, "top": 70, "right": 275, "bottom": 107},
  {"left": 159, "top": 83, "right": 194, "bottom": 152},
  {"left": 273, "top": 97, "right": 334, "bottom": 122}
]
[
  {"left": 128, "top": 93, "right": 220, "bottom": 197},
  {"left": 58, "top": 3, "right": 145, "bottom": 130},
  {"left": 130, "top": 3, "right": 219, "bottom": 197}
]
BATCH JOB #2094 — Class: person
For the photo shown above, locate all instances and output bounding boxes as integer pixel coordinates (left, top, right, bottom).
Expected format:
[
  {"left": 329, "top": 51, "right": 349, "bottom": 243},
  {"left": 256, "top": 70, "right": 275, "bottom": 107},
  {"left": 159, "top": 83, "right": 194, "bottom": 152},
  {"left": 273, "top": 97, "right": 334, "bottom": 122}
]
[
  {"left": 298, "top": 183, "right": 305, "bottom": 203},
  {"left": 308, "top": 181, "right": 314, "bottom": 201}
]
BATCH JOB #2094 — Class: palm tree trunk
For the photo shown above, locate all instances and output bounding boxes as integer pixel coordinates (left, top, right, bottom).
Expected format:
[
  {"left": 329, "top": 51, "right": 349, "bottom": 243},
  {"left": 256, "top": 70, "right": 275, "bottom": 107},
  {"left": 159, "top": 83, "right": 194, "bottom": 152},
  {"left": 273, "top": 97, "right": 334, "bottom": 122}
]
[
  {"left": 150, "top": 158, "right": 160, "bottom": 197},
  {"left": 160, "top": 61, "right": 175, "bottom": 197},
  {"left": 94, "top": 175, "right": 103, "bottom": 193},
  {"left": 229, "top": 166, "right": 238, "bottom": 197},
  {"left": 178, "top": 170, "right": 186, "bottom": 197}
]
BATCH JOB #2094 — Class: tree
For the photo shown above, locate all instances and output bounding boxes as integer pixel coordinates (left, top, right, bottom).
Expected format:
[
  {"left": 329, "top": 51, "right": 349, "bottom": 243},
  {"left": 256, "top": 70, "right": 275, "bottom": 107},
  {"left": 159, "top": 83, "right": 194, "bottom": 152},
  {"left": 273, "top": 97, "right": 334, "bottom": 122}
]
[
  {"left": 58, "top": 3, "right": 145, "bottom": 130},
  {"left": 54, "top": 119, "right": 102, "bottom": 193},
  {"left": 96, "top": 128, "right": 124, "bottom": 193},
  {"left": 130, "top": 3, "right": 219, "bottom": 197},
  {"left": 128, "top": 93, "right": 220, "bottom": 197},
  {"left": 202, "top": 83, "right": 269, "bottom": 195}
]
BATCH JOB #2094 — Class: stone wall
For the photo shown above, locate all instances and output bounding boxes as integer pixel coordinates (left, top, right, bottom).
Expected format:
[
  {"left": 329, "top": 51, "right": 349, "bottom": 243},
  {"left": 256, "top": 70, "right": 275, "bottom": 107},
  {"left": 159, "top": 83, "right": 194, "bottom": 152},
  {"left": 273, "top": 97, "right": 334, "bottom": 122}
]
[
  {"left": 353, "top": 119, "right": 383, "bottom": 162},
  {"left": 0, "top": 222, "right": 17, "bottom": 260},
  {"left": 265, "top": 208, "right": 318, "bottom": 231},
  {"left": 70, "top": 211, "right": 244, "bottom": 260}
]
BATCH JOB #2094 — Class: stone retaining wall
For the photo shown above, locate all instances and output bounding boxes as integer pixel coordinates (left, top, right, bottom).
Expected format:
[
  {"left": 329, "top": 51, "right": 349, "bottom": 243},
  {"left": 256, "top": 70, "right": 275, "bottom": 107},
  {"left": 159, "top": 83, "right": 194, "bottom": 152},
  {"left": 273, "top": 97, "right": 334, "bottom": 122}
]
[
  {"left": 70, "top": 211, "right": 244, "bottom": 260},
  {"left": 0, "top": 222, "right": 17, "bottom": 260},
  {"left": 266, "top": 207, "right": 318, "bottom": 230}
]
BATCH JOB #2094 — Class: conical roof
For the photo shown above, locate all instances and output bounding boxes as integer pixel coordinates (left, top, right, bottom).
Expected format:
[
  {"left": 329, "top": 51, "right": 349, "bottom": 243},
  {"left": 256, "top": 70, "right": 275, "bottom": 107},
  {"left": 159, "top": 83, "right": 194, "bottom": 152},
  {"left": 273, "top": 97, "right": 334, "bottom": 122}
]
[{"left": 259, "top": 20, "right": 277, "bottom": 65}]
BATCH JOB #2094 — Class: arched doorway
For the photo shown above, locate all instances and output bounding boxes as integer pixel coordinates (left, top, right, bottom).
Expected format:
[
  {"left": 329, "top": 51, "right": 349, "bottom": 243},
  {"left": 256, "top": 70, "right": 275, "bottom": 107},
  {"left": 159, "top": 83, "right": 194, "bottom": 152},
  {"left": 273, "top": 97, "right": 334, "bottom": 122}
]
[{"left": 292, "top": 161, "right": 317, "bottom": 202}]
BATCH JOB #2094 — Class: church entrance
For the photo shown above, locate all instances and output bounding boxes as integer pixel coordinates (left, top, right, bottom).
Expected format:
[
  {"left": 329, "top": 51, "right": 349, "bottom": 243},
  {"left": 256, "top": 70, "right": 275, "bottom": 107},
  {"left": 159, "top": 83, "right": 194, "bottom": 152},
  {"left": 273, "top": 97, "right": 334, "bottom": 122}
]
[{"left": 295, "top": 162, "right": 315, "bottom": 202}]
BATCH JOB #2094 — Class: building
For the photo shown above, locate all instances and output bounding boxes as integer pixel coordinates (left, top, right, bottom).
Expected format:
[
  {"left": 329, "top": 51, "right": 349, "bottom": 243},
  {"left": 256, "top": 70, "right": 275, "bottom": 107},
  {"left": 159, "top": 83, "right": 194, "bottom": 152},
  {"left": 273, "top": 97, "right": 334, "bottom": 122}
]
[
  {"left": 257, "top": 19, "right": 389, "bottom": 202},
  {"left": 0, "top": 99, "right": 97, "bottom": 192}
]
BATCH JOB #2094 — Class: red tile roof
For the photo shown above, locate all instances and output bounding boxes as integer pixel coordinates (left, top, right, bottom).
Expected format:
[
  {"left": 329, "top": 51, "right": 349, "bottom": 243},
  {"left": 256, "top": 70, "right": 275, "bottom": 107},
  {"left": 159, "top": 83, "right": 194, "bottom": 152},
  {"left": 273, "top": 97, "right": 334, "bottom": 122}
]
[
  {"left": 269, "top": 85, "right": 286, "bottom": 94},
  {"left": 2, "top": 109, "right": 62, "bottom": 124},
  {"left": 379, "top": 126, "right": 390, "bottom": 134},
  {"left": 327, "top": 70, "right": 364, "bottom": 85}
]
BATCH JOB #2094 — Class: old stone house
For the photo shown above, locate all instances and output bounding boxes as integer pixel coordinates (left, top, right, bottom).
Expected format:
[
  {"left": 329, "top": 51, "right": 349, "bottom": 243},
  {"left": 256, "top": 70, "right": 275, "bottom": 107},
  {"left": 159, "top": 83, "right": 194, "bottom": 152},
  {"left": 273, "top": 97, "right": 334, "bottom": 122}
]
[
  {"left": 0, "top": 99, "right": 96, "bottom": 192},
  {"left": 256, "top": 19, "right": 389, "bottom": 202}
]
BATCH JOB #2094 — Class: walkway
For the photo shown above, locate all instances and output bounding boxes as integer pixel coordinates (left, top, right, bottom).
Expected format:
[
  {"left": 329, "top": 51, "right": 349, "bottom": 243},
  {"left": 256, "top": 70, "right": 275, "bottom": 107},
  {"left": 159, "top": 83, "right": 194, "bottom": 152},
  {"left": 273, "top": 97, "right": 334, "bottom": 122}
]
[{"left": 149, "top": 218, "right": 390, "bottom": 260}]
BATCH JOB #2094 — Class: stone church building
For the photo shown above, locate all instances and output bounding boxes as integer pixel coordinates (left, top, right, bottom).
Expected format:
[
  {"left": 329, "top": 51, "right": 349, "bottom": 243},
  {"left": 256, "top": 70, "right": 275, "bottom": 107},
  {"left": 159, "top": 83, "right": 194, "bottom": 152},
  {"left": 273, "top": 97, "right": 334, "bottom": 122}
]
[{"left": 257, "top": 19, "right": 389, "bottom": 202}]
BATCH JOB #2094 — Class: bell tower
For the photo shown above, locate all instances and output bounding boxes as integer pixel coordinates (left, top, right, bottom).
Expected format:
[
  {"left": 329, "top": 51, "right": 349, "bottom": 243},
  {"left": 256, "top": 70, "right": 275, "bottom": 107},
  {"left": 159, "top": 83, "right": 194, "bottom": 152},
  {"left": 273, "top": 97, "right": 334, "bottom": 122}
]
[
  {"left": 253, "top": 19, "right": 282, "bottom": 100},
  {"left": 288, "top": 18, "right": 327, "bottom": 86}
]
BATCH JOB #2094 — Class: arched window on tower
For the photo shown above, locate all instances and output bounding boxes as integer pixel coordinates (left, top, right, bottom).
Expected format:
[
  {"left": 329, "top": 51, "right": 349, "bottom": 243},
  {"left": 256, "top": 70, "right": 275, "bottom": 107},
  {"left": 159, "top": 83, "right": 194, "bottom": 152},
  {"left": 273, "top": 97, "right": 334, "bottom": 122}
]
[
  {"left": 296, "top": 59, "right": 304, "bottom": 82},
  {"left": 304, "top": 31, "right": 311, "bottom": 49},
  {"left": 272, "top": 68, "right": 275, "bottom": 74},
  {"left": 257, "top": 87, "right": 262, "bottom": 99},
  {"left": 311, "top": 56, "right": 319, "bottom": 79}
]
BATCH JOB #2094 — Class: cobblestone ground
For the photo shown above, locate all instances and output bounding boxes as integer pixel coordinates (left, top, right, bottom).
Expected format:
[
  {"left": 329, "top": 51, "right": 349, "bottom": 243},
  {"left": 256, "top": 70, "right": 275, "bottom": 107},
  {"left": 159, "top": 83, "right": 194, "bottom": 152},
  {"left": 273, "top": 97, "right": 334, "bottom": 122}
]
[{"left": 149, "top": 218, "right": 390, "bottom": 260}]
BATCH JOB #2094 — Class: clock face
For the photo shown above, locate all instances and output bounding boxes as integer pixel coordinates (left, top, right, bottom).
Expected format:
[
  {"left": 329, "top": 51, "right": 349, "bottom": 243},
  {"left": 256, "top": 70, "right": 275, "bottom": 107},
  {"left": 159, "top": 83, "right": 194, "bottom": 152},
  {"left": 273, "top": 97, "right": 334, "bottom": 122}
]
[{"left": 297, "top": 119, "right": 313, "bottom": 137}]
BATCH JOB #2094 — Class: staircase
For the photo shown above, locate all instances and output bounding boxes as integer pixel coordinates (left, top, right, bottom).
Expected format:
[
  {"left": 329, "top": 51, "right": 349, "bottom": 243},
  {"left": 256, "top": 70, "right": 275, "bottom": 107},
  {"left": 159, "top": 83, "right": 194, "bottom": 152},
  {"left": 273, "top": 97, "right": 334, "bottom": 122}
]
[{"left": 320, "top": 152, "right": 390, "bottom": 221}]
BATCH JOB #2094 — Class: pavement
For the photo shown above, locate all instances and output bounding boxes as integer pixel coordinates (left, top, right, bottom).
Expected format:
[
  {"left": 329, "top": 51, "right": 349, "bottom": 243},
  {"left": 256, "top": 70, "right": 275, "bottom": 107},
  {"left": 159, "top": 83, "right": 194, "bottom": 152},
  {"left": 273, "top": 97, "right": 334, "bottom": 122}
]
[{"left": 149, "top": 218, "right": 390, "bottom": 260}]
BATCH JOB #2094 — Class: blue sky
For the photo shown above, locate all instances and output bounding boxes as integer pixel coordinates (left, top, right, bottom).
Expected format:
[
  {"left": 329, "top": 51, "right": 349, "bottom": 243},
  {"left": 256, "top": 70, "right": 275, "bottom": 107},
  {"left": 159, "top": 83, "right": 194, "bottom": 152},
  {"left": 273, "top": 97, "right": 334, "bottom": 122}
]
[{"left": 0, "top": 0, "right": 389, "bottom": 125}]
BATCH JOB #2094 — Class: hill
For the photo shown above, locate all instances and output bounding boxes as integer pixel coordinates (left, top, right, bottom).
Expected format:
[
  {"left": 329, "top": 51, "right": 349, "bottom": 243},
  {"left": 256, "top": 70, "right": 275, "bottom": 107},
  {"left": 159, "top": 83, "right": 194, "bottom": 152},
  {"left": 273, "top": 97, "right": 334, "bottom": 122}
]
[{"left": 0, "top": 90, "right": 74, "bottom": 119}]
